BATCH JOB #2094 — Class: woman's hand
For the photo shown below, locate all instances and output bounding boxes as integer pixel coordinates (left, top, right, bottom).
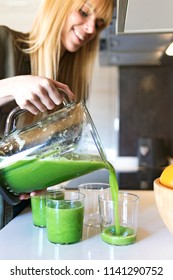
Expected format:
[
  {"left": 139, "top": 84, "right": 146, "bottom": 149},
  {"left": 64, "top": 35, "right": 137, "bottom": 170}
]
[
  {"left": 19, "top": 189, "right": 47, "bottom": 200},
  {"left": 0, "top": 75, "right": 75, "bottom": 114}
]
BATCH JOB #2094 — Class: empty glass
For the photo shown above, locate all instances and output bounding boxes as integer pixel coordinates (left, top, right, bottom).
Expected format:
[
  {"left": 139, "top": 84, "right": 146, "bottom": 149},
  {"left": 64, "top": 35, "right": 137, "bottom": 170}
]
[{"left": 78, "top": 183, "right": 110, "bottom": 228}]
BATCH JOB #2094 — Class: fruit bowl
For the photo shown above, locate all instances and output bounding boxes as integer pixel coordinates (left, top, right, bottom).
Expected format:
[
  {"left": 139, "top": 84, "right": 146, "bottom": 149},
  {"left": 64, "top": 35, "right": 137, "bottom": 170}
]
[{"left": 154, "top": 177, "right": 173, "bottom": 234}]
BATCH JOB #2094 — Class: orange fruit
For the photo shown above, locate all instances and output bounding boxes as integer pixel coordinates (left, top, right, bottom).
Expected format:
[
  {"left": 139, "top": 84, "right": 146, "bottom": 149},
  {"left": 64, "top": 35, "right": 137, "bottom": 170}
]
[{"left": 160, "top": 164, "right": 173, "bottom": 188}]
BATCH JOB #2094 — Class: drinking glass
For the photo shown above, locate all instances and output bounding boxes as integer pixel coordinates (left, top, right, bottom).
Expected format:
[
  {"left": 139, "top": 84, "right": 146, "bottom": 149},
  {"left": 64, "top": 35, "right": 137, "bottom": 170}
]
[
  {"left": 78, "top": 183, "right": 110, "bottom": 228},
  {"left": 31, "top": 186, "right": 64, "bottom": 227},
  {"left": 98, "top": 190, "right": 139, "bottom": 245},
  {"left": 46, "top": 191, "right": 85, "bottom": 244}
]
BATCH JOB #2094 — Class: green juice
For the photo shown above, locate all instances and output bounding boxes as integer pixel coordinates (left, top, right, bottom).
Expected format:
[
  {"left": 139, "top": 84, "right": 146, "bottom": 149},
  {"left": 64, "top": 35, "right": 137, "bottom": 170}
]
[
  {"left": 101, "top": 225, "right": 136, "bottom": 245},
  {"left": 31, "top": 191, "right": 64, "bottom": 228},
  {"left": 46, "top": 200, "right": 84, "bottom": 244},
  {"left": 108, "top": 163, "right": 121, "bottom": 236},
  {"left": 31, "top": 196, "right": 47, "bottom": 227},
  {"left": 0, "top": 156, "right": 105, "bottom": 193},
  {"left": 102, "top": 162, "right": 136, "bottom": 246}
]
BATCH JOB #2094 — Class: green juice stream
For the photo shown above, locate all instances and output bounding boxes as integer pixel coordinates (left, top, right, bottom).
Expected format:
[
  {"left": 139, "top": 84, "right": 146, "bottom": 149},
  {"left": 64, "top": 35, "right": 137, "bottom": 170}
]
[{"left": 103, "top": 162, "right": 136, "bottom": 245}]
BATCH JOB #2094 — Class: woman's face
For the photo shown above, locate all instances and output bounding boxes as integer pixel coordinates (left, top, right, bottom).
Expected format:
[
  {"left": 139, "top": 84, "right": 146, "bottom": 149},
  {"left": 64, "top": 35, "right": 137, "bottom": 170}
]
[{"left": 61, "top": 1, "right": 104, "bottom": 55}]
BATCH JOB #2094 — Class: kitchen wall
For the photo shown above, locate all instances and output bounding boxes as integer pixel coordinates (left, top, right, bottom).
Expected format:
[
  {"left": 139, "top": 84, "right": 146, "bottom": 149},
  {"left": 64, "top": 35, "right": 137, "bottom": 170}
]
[
  {"left": 0, "top": 1, "right": 40, "bottom": 32},
  {"left": 87, "top": 58, "right": 119, "bottom": 164}
]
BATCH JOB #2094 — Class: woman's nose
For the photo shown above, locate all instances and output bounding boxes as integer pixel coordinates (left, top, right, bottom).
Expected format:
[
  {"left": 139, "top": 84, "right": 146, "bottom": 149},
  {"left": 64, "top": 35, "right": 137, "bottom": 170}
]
[{"left": 84, "top": 17, "right": 96, "bottom": 34}]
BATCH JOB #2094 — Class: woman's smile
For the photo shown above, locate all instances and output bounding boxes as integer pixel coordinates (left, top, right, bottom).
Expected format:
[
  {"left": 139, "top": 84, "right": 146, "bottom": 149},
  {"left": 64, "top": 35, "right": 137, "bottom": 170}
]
[{"left": 73, "top": 28, "right": 85, "bottom": 42}]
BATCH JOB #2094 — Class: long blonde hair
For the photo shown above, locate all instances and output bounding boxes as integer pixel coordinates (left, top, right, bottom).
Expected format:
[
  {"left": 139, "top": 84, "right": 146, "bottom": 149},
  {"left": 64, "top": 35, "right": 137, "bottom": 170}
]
[{"left": 21, "top": 0, "right": 114, "bottom": 101}]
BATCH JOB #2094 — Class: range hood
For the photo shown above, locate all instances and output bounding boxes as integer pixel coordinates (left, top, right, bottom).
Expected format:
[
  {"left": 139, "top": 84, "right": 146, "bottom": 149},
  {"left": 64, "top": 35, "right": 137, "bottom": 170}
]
[
  {"left": 117, "top": 0, "right": 173, "bottom": 33},
  {"left": 99, "top": 0, "right": 173, "bottom": 66}
]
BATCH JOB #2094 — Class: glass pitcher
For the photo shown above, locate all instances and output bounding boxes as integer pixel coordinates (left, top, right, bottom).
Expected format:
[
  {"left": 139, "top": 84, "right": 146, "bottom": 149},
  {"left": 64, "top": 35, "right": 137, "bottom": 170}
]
[{"left": 0, "top": 101, "right": 108, "bottom": 205}]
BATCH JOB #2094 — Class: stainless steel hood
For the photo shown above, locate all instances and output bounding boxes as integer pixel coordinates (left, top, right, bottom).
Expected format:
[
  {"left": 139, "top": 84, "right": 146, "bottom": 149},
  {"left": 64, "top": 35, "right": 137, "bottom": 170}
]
[
  {"left": 99, "top": 0, "right": 173, "bottom": 66},
  {"left": 117, "top": 0, "right": 173, "bottom": 33}
]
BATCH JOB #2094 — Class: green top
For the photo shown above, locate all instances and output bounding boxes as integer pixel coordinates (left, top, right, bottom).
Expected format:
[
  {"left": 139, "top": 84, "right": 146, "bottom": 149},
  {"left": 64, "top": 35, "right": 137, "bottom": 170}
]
[{"left": 0, "top": 25, "right": 31, "bottom": 138}]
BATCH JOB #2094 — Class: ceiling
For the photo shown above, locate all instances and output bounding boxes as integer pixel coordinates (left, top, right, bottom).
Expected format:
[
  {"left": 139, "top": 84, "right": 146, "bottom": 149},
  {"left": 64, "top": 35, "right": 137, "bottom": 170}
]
[
  {"left": 100, "top": 0, "right": 173, "bottom": 66},
  {"left": 0, "top": 0, "right": 173, "bottom": 66}
]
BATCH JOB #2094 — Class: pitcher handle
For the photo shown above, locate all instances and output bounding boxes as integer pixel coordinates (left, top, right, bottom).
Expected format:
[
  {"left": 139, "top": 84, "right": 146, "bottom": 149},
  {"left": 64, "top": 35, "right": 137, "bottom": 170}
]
[
  {"left": 4, "top": 106, "right": 26, "bottom": 136},
  {"left": 57, "top": 88, "right": 74, "bottom": 106},
  {"left": 4, "top": 90, "right": 73, "bottom": 137}
]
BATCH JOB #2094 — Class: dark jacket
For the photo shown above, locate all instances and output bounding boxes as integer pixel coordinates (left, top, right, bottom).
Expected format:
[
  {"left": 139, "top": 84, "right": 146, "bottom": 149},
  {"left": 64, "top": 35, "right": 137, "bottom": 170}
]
[
  {"left": 0, "top": 25, "right": 31, "bottom": 137},
  {"left": 0, "top": 26, "right": 31, "bottom": 229}
]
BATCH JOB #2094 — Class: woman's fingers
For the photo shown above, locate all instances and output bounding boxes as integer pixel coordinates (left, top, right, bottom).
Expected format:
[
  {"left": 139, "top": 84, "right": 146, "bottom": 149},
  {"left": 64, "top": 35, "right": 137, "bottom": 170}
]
[
  {"left": 12, "top": 75, "right": 75, "bottom": 115},
  {"left": 52, "top": 80, "right": 75, "bottom": 101},
  {"left": 19, "top": 189, "right": 47, "bottom": 200}
]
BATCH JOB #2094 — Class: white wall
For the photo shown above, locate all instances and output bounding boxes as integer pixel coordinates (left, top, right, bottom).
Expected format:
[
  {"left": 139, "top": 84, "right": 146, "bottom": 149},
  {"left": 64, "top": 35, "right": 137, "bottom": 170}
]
[{"left": 87, "top": 57, "right": 119, "bottom": 164}]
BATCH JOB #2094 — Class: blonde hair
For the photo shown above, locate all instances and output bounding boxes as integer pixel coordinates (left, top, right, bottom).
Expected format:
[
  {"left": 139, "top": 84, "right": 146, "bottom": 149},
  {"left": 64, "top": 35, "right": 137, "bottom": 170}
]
[{"left": 21, "top": 0, "right": 114, "bottom": 101}]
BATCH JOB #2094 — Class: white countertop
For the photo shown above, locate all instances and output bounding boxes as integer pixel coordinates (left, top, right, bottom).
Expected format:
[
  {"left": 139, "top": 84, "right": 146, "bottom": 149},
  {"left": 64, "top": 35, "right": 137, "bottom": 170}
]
[{"left": 0, "top": 190, "right": 173, "bottom": 260}]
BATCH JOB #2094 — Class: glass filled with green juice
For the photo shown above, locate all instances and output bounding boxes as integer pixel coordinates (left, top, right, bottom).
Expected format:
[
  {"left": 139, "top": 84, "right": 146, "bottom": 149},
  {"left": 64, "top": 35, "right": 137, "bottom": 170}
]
[
  {"left": 31, "top": 195, "right": 47, "bottom": 228},
  {"left": 46, "top": 191, "right": 85, "bottom": 244},
  {"left": 31, "top": 186, "right": 64, "bottom": 228},
  {"left": 98, "top": 190, "right": 139, "bottom": 246}
]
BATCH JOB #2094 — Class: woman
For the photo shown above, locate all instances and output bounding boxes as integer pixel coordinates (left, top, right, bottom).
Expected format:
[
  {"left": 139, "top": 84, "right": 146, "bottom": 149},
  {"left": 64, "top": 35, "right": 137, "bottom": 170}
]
[
  {"left": 0, "top": 0, "right": 114, "bottom": 115},
  {"left": 0, "top": 0, "right": 114, "bottom": 207}
]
